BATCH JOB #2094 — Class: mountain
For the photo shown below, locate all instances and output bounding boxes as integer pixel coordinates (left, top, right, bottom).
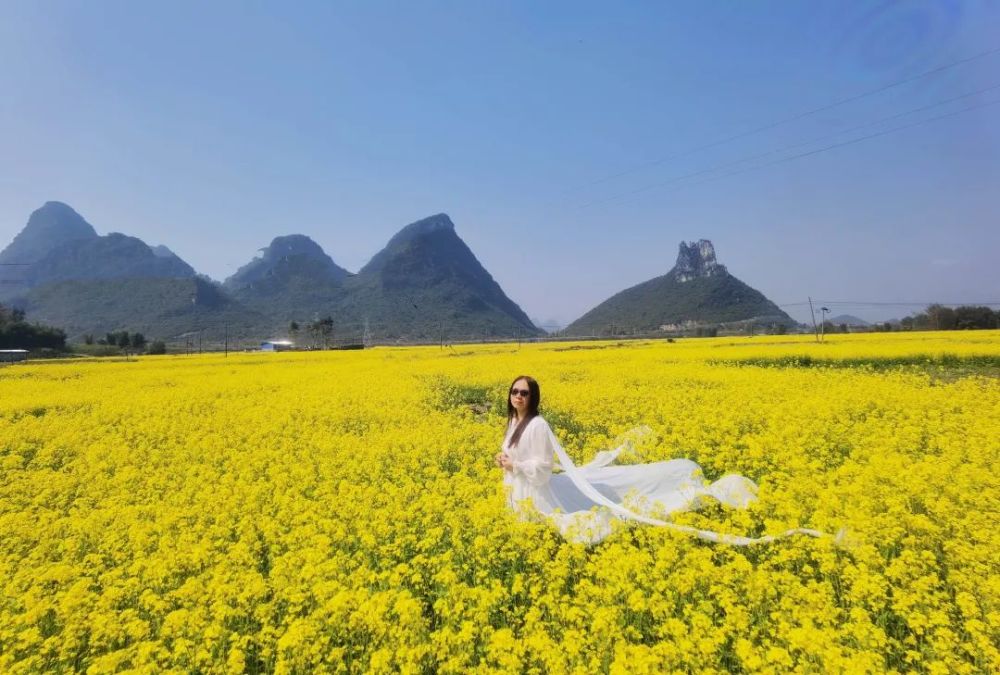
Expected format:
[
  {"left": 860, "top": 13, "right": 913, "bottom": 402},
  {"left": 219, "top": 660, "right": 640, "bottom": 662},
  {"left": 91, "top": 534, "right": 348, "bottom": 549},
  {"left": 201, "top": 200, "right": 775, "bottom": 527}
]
[
  {"left": 0, "top": 201, "right": 98, "bottom": 266},
  {"left": 1, "top": 202, "right": 217, "bottom": 339},
  {"left": 829, "top": 314, "right": 869, "bottom": 326},
  {"left": 150, "top": 243, "right": 191, "bottom": 269},
  {"left": 2, "top": 204, "right": 540, "bottom": 343},
  {"left": 531, "top": 318, "right": 563, "bottom": 334},
  {"left": 0, "top": 202, "right": 196, "bottom": 300},
  {"left": 334, "top": 213, "right": 540, "bottom": 340},
  {"left": 26, "top": 232, "right": 196, "bottom": 285},
  {"left": 222, "top": 234, "right": 353, "bottom": 330},
  {"left": 564, "top": 240, "right": 794, "bottom": 335},
  {"left": 225, "top": 234, "right": 351, "bottom": 291},
  {"left": 21, "top": 276, "right": 263, "bottom": 343}
]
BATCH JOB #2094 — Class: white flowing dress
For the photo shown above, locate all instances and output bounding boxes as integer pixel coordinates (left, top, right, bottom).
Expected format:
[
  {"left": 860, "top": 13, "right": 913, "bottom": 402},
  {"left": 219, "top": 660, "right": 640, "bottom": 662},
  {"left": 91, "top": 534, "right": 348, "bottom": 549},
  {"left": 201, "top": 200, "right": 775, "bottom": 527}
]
[{"left": 501, "top": 416, "right": 825, "bottom": 546}]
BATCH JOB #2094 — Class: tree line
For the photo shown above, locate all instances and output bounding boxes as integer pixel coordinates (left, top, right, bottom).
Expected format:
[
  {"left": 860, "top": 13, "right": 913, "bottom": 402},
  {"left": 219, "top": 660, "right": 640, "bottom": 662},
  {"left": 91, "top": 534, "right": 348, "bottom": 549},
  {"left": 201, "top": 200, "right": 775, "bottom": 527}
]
[
  {"left": 289, "top": 317, "right": 336, "bottom": 348},
  {"left": 815, "top": 305, "right": 999, "bottom": 334},
  {"left": 0, "top": 303, "right": 67, "bottom": 350},
  {"left": 82, "top": 331, "right": 167, "bottom": 355},
  {"left": 900, "top": 304, "right": 999, "bottom": 331}
]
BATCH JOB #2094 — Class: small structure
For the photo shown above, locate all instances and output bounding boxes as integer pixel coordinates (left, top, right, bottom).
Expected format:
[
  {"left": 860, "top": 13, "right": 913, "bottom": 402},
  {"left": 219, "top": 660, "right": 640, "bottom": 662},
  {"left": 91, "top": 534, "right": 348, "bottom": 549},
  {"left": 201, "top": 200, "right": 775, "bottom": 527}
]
[
  {"left": 0, "top": 349, "right": 28, "bottom": 363},
  {"left": 260, "top": 340, "right": 295, "bottom": 352}
]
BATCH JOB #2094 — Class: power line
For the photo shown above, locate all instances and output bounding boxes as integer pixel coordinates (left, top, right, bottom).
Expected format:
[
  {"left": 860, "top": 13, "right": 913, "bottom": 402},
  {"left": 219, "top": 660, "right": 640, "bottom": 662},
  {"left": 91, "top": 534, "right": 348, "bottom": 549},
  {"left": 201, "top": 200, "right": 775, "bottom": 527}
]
[
  {"left": 570, "top": 45, "right": 1000, "bottom": 193},
  {"left": 777, "top": 300, "right": 1000, "bottom": 308},
  {"left": 581, "top": 96, "right": 1000, "bottom": 208},
  {"left": 581, "top": 82, "right": 1000, "bottom": 208}
]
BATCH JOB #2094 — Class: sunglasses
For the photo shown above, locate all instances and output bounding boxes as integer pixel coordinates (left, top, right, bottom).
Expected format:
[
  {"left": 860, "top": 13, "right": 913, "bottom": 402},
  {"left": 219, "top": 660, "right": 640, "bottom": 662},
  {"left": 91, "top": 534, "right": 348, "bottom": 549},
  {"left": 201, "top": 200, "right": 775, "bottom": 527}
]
[{"left": 510, "top": 388, "right": 530, "bottom": 398}]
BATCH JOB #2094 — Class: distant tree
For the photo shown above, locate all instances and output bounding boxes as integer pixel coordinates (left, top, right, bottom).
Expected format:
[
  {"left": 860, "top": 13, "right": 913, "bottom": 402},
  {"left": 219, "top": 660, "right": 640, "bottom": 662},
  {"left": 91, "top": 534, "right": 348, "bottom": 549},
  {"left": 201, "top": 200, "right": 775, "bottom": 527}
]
[
  {"left": 131, "top": 332, "right": 147, "bottom": 350},
  {"left": 289, "top": 320, "right": 299, "bottom": 337},
  {"left": 0, "top": 307, "right": 67, "bottom": 350},
  {"left": 882, "top": 322, "right": 893, "bottom": 332},
  {"left": 148, "top": 340, "right": 167, "bottom": 355},
  {"left": 912, "top": 312, "right": 930, "bottom": 330},
  {"left": 902, "top": 304, "right": 1000, "bottom": 331},
  {"left": 116, "top": 332, "right": 131, "bottom": 349},
  {"left": 318, "top": 316, "right": 334, "bottom": 347},
  {"left": 308, "top": 316, "right": 334, "bottom": 348},
  {"left": 838, "top": 323, "right": 848, "bottom": 333},
  {"left": 83, "top": 334, "right": 94, "bottom": 345},
  {"left": 0, "top": 304, "right": 25, "bottom": 324},
  {"left": 772, "top": 323, "right": 787, "bottom": 335},
  {"left": 926, "top": 304, "right": 957, "bottom": 331},
  {"left": 105, "top": 332, "right": 117, "bottom": 346},
  {"left": 954, "top": 305, "right": 997, "bottom": 330}
]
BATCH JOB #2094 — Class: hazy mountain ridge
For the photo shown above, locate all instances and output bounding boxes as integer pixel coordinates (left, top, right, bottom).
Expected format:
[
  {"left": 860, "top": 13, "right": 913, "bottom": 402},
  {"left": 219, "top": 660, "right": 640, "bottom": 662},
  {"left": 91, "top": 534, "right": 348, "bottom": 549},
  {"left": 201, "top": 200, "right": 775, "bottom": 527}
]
[
  {"left": 0, "top": 202, "right": 196, "bottom": 302},
  {"left": 21, "top": 277, "right": 263, "bottom": 342},
  {"left": 828, "top": 314, "right": 870, "bottom": 326},
  {"left": 2, "top": 204, "right": 540, "bottom": 341},
  {"left": 27, "top": 232, "right": 196, "bottom": 285},
  {"left": 224, "top": 234, "right": 351, "bottom": 292},
  {"left": 3, "top": 204, "right": 803, "bottom": 343}
]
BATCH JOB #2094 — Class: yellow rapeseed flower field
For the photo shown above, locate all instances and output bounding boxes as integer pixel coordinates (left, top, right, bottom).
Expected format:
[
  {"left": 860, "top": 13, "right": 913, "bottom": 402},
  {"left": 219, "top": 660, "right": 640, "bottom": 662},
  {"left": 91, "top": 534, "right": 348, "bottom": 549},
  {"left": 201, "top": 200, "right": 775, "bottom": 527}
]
[{"left": 1, "top": 331, "right": 998, "bottom": 673}]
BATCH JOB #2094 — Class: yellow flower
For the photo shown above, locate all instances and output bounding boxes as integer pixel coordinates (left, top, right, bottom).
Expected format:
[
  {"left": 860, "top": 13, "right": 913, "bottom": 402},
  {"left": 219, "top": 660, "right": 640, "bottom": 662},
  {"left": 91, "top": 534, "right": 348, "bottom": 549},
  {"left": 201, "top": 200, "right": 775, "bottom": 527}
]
[{"left": 0, "top": 331, "right": 997, "bottom": 671}]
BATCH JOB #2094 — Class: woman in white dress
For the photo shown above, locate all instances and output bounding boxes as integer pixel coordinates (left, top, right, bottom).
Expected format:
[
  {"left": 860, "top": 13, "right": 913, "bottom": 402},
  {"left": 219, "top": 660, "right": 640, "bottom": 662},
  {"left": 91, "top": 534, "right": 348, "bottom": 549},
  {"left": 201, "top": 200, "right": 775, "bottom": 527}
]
[{"left": 495, "top": 375, "right": 829, "bottom": 546}]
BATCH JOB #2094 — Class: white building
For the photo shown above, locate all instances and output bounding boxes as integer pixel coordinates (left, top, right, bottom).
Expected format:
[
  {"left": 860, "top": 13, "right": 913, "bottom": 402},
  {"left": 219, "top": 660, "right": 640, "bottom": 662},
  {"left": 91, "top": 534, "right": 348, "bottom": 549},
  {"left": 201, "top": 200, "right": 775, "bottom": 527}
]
[
  {"left": 0, "top": 349, "right": 28, "bottom": 363},
  {"left": 260, "top": 340, "right": 295, "bottom": 352}
]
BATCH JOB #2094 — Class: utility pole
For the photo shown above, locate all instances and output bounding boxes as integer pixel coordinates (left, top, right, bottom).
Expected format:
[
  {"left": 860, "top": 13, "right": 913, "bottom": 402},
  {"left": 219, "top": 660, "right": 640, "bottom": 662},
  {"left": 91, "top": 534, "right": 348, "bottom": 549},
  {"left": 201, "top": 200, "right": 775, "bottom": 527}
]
[
  {"left": 808, "top": 297, "right": 819, "bottom": 342},
  {"left": 191, "top": 290, "right": 199, "bottom": 354},
  {"left": 224, "top": 322, "right": 229, "bottom": 357}
]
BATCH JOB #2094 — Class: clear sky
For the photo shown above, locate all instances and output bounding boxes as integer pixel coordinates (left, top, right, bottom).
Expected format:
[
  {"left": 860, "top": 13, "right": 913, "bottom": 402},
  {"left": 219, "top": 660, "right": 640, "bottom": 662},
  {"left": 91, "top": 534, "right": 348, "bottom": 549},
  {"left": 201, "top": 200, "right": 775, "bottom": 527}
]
[{"left": 1, "top": 1, "right": 998, "bottom": 326}]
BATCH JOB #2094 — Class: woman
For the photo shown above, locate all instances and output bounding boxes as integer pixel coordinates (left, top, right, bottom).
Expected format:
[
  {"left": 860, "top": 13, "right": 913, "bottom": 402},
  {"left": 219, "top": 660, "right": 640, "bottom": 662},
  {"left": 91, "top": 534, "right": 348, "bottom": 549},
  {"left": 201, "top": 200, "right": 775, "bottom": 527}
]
[
  {"left": 494, "top": 375, "right": 561, "bottom": 516},
  {"left": 496, "top": 375, "right": 828, "bottom": 546}
]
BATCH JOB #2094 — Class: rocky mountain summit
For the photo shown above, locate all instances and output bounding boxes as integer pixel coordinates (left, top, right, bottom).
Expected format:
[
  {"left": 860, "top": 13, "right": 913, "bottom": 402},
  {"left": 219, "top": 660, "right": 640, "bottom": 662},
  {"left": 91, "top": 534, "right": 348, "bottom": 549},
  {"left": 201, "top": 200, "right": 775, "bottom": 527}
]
[{"left": 674, "top": 239, "right": 727, "bottom": 282}]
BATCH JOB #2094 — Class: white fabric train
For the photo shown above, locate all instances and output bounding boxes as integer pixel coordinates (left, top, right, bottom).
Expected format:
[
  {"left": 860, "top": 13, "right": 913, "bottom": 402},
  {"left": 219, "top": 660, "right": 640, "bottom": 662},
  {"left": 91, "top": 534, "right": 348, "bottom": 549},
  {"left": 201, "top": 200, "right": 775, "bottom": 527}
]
[{"left": 510, "top": 422, "right": 830, "bottom": 546}]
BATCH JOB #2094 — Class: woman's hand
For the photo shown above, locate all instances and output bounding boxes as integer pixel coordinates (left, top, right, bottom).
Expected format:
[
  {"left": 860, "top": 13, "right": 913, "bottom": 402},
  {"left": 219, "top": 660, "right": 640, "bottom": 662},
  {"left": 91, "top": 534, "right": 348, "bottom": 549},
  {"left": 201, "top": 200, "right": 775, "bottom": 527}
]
[{"left": 496, "top": 452, "right": 514, "bottom": 471}]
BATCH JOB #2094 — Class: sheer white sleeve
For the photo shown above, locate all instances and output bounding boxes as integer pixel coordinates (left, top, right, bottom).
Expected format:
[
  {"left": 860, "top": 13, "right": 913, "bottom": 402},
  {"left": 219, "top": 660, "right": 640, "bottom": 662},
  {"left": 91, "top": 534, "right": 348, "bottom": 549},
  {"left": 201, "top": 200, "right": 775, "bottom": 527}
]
[{"left": 512, "top": 418, "right": 554, "bottom": 486}]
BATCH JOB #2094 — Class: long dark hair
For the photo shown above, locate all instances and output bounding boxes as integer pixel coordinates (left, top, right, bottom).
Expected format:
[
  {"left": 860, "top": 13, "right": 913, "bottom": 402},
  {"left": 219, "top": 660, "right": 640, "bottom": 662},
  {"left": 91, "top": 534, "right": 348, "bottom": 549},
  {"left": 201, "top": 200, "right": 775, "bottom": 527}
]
[{"left": 505, "top": 375, "right": 540, "bottom": 447}]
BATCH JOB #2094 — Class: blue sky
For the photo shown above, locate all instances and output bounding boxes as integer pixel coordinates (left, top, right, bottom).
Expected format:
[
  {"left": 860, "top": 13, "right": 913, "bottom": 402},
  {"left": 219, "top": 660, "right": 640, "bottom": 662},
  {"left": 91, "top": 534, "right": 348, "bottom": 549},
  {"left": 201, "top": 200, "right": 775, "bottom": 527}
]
[{"left": 1, "top": 0, "right": 998, "bottom": 325}]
